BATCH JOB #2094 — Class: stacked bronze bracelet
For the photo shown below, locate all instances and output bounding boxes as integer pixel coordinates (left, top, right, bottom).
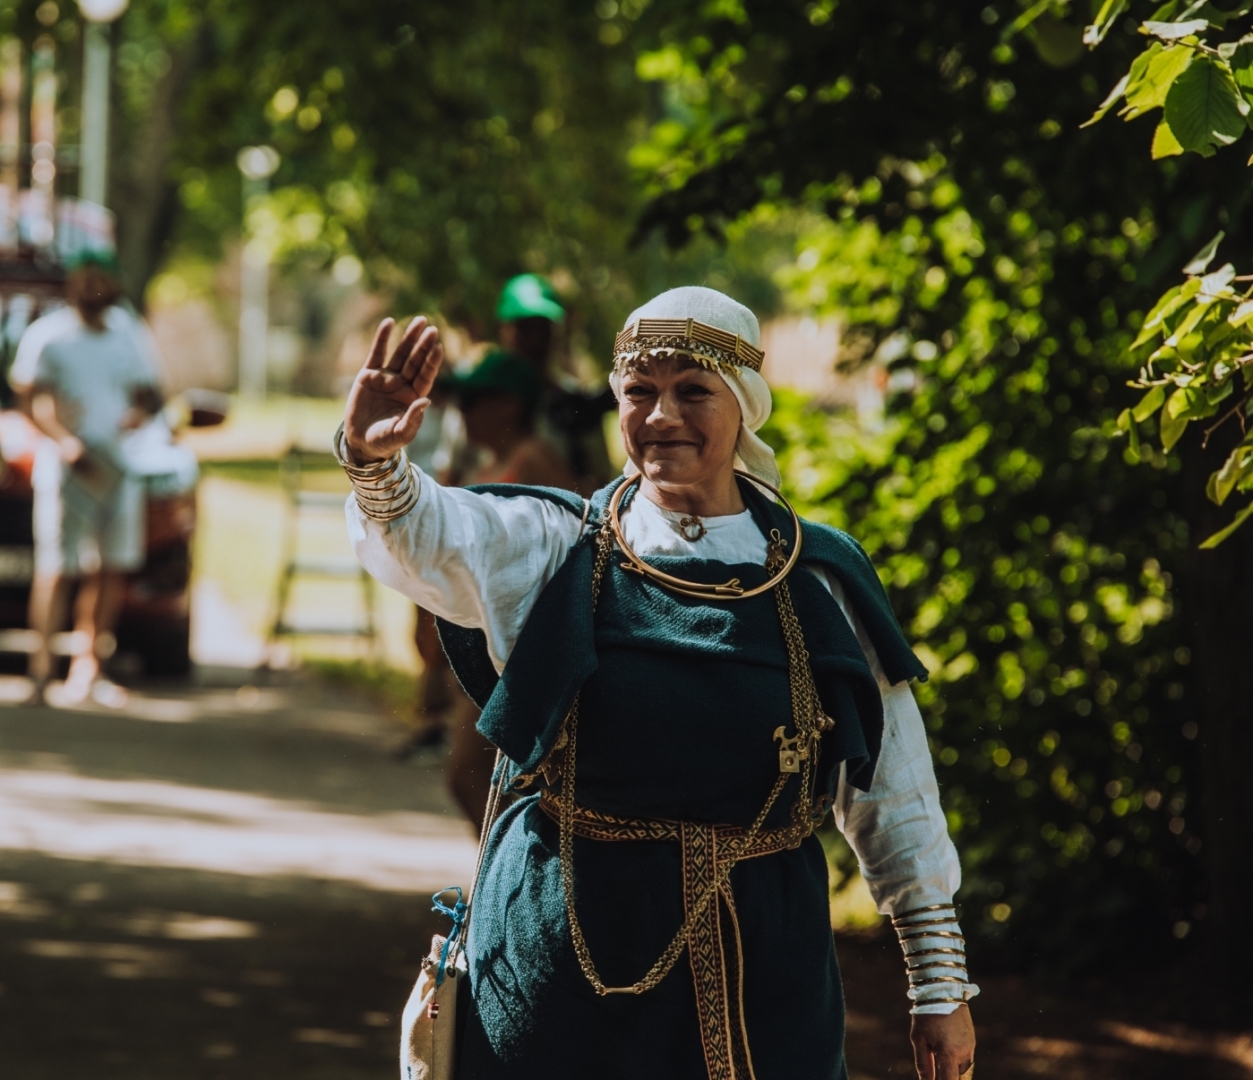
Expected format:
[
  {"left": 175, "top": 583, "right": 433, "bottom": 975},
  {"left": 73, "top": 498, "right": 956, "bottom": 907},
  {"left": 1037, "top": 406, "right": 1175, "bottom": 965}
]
[
  {"left": 333, "top": 422, "right": 422, "bottom": 522},
  {"left": 891, "top": 904, "right": 973, "bottom": 1010}
]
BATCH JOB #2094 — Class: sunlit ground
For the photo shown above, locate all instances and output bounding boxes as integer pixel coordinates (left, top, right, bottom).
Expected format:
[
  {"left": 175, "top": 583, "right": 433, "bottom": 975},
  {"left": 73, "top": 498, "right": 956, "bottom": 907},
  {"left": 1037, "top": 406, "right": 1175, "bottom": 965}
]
[{"left": 0, "top": 665, "right": 472, "bottom": 1078}]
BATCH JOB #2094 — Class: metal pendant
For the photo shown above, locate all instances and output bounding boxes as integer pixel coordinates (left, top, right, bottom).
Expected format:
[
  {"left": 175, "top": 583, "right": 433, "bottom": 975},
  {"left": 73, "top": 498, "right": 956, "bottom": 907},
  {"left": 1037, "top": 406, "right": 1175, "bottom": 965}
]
[
  {"left": 679, "top": 516, "right": 707, "bottom": 541},
  {"left": 774, "top": 726, "right": 804, "bottom": 774}
]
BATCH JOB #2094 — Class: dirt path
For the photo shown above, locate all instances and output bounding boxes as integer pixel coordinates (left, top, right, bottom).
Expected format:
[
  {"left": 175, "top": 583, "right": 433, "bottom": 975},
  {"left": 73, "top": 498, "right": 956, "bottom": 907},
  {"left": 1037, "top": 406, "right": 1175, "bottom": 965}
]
[{"left": 0, "top": 667, "right": 1246, "bottom": 1079}]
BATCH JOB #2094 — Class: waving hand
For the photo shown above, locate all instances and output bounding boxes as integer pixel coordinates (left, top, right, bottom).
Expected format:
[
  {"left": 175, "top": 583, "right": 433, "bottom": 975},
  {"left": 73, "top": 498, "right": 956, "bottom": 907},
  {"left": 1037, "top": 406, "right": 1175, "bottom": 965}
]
[{"left": 343, "top": 316, "right": 444, "bottom": 465}]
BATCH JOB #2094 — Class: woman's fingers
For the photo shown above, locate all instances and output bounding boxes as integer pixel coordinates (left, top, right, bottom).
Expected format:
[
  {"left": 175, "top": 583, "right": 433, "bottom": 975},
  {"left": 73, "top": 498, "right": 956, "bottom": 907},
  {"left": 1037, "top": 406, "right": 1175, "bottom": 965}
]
[
  {"left": 910, "top": 1009, "right": 975, "bottom": 1080},
  {"left": 394, "top": 397, "right": 431, "bottom": 443},
  {"left": 386, "top": 316, "right": 429, "bottom": 373},
  {"left": 406, "top": 326, "right": 444, "bottom": 392},
  {"left": 364, "top": 318, "right": 395, "bottom": 370},
  {"left": 912, "top": 1041, "right": 936, "bottom": 1080},
  {"left": 400, "top": 323, "right": 440, "bottom": 380}
]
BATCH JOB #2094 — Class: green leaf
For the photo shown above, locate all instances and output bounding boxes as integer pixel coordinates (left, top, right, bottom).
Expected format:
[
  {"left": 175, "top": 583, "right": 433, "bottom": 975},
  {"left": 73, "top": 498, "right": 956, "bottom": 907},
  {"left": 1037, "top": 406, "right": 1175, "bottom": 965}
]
[
  {"left": 1117, "top": 407, "right": 1133, "bottom": 431},
  {"left": 1207, "top": 377, "right": 1234, "bottom": 405},
  {"left": 1082, "top": 72, "right": 1130, "bottom": 127},
  {"left": 1166, "top": 296, "right": 1215, "bottom": 344},
  {"left": 1003, "top": 0, "right": 1064, "bottom": 42},
  {"left": 1163, "top": 56, "right": 1250, "bottom": 155},
  {"left": 1168, "top": 384, "right": 1221, "bottom": 420},
  {"left": 1229, "top": 297, "right": 1253, "bottom": 325},
  {"left": 1205, "top": 320, "right": 1239, "bottom": 351},
  {"left": 1122, "top": 43, "right": 1193, "bottom": 120},
  {"left": 1142, "top": 18, "right": 1211, "bottom": 39},
  {"left": 1182, "top": 229, "right": 1225, "bottom": 273},
  {"left": 1206, "top": 447, "right": 1252, "bottom": 505},
  {"left": 1160, "top": 406, "right": 1189, "bottom": 450},
  {"left": 1128, "top": 414, "right": 1142, "bottom": 459},
  {"left": 1152, "top": 118, "right": 1186, "bottom": 156},
  {"left": 1133, "top": 283, "right": 1184, "bottom": 345},
  {"left": 1085, "top": 0, "right": 1128, "bottom": 46},
  {"left": 1199, "top": 261, "right": 1237, "bottom": 297},
  {"left": 1224, "top": 34, "right": 1253, "bottom": 102},
  {"left": 1132, "top": 384, "right": 1167, "bottom": 421},
  {"left": 1199, "top": 501, "right": 1253, "bottom": 547}
]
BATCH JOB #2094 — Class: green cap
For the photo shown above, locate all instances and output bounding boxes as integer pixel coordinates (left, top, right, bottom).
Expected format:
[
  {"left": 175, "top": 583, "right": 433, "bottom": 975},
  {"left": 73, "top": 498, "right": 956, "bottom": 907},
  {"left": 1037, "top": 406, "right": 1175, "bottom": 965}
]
[
  {"left": 496, "top": 273, "right": 564, "bottom": 322},
  {"left": 449, "top": 349, "right": 542, "bottom": 411},
  {"left": 65, "top": 248, "right": 120, "bottom": 274}
]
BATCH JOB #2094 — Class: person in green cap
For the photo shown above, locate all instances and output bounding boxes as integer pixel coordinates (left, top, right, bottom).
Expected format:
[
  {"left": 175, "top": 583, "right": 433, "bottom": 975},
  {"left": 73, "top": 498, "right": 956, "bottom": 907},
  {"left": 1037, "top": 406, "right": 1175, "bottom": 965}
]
[
  {"left": 405, "top": 347, "right": 578, "bottom": 823},
  {"left": 400, "top": 275, "right": 612, "bottom": 774},
  {"left": 495, "top": 271, "right": 566, "bottom": 364},
  {"left": 9, "top": 250, "right": 164, "bottom": 705},
  {"left": 494, "top": 273, "right": 615, "bottom": 494},
  {"left": 450, "top": 348, "right": 577, "bottom": 489}
]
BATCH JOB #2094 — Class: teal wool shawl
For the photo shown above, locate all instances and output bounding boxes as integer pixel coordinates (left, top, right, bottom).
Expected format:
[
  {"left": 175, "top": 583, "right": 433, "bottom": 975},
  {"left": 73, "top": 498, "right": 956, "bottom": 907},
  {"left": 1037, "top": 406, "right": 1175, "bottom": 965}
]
[{"left": 437, "top": 476, "right": 925, "bottom": 793}]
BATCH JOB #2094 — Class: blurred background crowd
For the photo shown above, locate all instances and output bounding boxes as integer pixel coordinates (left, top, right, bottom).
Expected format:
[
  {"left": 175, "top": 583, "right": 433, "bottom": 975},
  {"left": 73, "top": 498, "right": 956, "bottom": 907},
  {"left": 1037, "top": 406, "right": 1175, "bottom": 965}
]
[{"left": 0, "top": 0, "right": 1249, "bottom": 1077}]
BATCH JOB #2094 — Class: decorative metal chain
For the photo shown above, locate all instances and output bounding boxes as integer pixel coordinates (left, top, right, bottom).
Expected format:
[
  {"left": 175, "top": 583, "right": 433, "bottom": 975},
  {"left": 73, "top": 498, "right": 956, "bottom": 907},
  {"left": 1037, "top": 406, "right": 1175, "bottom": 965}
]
[
  {"left": 556, "top": 523, "right": 831, "bottom": 997},
  {"left": 765, "top": 528, "right": 835, "bottom": 829}
]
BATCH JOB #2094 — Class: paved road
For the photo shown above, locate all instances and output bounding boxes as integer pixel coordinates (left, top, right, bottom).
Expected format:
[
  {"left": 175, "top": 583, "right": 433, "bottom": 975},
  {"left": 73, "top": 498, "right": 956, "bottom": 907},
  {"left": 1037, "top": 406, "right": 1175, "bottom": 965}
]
[
  {"left": 0, "top": 666, "right": 472, "bottom": 1080},
  {"left": 0, "top": 667, "right": 1247, "bottom": 1079}
]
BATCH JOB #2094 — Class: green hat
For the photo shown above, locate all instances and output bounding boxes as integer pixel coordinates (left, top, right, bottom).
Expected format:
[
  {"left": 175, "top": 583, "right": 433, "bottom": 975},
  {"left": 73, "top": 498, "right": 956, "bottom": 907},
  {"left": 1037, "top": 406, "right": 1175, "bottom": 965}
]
[
  {"left": 65, "top": 248, "right": 120, "bottom": 274},
  {"left": 496, "top": 273, "right": 565, "bottom": 322},
  {"left": 449, "top": 349, "right": 542, "bottom": 411}
]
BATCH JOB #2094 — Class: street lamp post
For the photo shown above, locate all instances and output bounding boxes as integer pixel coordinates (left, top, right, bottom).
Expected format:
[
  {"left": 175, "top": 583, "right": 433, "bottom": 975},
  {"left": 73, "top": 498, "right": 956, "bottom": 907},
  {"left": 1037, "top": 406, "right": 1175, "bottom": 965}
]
[
  {"left": 236, "top": 145, "right": 280, "bottom": 401},
  {"left": 77, "top": 0, "right": 129, "bottom": 208}
]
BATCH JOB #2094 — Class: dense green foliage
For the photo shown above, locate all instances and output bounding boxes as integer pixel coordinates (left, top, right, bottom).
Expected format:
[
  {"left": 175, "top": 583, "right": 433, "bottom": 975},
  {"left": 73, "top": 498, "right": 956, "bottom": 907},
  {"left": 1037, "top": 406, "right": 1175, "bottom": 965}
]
[
  {"left": 1075, "top": 0, "right": 1253, "bottom": 542},
  {"left": 1, "top": 0, "right": 794, "bottom": 356},
  {"left": 630, "top": 0, "right": 1218, "bottom": 972}
]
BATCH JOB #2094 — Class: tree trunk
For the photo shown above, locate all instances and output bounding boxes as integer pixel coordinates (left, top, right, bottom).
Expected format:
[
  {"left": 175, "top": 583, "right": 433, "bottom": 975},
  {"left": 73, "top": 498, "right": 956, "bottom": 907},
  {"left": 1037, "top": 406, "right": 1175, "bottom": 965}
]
[
  {"left": 110, "top": 25, "right": 211, "bottom": 309},
  {"left": 1182, "top": 424, "right": 1253, "bottom": 1007}
]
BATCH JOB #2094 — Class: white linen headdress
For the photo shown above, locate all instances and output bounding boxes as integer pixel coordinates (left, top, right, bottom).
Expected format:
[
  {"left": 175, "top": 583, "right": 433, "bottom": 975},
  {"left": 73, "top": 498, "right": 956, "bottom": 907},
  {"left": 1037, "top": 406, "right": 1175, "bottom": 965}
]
[{"left": 608, "top": 286, "right": 780, "bottom": 488}]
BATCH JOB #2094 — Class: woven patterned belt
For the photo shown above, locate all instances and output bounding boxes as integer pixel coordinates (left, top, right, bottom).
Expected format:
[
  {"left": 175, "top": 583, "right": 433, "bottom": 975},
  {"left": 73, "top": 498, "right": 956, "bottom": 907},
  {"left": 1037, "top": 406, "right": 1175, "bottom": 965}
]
[{"left": 539, "top": 790, "right": 805, "bottom": 1080}]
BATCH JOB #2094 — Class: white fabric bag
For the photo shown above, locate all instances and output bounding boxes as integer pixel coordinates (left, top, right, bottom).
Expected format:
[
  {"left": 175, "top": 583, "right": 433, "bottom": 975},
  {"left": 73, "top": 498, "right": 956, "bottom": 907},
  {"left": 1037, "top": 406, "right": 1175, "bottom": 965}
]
[
  {"left": 400, "top": 929, "right": 468, "bottom": 1080},
  {"left": 399, "top": 754, "right": 505, "bottom": 1080}
]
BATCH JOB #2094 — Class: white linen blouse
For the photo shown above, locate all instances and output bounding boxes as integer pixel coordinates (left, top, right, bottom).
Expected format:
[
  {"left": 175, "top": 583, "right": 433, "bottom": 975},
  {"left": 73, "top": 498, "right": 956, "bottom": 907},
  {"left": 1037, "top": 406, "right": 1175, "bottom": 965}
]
[{"left": 348, "top": 472, "right": 978, "bottom": 1012}]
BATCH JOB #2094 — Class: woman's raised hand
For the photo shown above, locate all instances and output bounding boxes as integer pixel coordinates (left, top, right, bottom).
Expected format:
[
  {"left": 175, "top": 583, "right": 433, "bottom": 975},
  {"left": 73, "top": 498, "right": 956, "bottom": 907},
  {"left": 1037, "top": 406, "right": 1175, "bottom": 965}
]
[{"left": 343, "top": 316, "right": 444, "bottom": 465}]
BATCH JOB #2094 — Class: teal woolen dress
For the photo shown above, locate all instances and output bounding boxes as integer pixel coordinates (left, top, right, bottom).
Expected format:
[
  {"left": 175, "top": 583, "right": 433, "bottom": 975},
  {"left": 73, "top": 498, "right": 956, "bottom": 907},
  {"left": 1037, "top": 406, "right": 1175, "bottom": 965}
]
[{"left": 439, "top": 477, "right": 926, "bottom": 1080}]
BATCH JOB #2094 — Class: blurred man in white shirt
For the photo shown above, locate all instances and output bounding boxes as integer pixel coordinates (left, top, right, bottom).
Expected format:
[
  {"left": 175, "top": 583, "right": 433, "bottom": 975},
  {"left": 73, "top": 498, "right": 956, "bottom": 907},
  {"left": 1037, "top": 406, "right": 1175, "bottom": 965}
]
[{"left": 9, "top": 252, "right": 163, "bottom": 703}]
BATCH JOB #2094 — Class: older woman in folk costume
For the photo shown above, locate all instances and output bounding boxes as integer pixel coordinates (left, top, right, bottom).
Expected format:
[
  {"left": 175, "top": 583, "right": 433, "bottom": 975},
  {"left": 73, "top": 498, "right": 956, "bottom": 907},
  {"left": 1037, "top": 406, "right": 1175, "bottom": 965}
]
[{"left": 340, "top": 288, "right": 978, "bottom": 1080}]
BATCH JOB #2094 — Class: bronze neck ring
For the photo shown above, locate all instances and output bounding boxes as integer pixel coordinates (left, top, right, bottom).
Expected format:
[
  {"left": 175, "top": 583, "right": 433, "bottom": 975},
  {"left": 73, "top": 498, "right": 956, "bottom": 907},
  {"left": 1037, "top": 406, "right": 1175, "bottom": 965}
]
[{"left": 606, "top": 470, "right": 803, "bottom": 601}]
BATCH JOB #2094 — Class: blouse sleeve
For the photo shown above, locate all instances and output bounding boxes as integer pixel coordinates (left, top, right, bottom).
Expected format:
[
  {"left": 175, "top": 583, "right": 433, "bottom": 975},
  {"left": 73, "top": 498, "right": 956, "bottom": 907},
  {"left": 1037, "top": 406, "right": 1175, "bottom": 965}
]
[
  {"left": 805, "top": 565, "right": 978, "bottom": 1014},
  {"left": 347, "top": 469, "right": 586, "bottom": 673}
]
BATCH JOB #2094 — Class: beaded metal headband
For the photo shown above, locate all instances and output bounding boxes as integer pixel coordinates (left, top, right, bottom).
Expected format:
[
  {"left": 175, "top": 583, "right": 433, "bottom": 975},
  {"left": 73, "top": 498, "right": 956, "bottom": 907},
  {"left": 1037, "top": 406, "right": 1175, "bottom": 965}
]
[{"left": 612, "top": 317, "right": 765, "bottom": 378}]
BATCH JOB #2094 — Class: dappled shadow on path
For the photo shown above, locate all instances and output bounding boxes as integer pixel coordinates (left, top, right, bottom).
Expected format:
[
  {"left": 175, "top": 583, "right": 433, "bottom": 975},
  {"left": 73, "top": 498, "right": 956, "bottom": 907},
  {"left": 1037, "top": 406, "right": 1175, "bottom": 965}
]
[
  {"left": 0, "top": 666, "right": 469, "bottom": 1078},
  {"left": 0, "top": 852, "right": 441, "bottom": 1079}
]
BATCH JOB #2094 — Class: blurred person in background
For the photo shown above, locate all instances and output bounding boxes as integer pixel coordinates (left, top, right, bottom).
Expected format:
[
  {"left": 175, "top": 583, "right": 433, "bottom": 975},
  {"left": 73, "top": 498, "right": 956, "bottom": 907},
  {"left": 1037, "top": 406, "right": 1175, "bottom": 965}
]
[
  {"left": 495, "top": 272, "right": 616, "bottom": 496},
  {"left": 8, "top": 252, "right": 163, "bottom": 705},
  {"left": 405, "top": 349, "right": 577, "bottom": 828},
  {"left": 402, "top": 278, "right": 612, "bottom": 769}
]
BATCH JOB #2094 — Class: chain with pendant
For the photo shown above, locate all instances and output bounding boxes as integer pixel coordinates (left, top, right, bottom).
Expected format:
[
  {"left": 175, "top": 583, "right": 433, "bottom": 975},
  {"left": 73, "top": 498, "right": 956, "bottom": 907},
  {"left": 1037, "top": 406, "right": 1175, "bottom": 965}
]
[{"left": 547, "top": 518, "right": 835, "bottom": 998}]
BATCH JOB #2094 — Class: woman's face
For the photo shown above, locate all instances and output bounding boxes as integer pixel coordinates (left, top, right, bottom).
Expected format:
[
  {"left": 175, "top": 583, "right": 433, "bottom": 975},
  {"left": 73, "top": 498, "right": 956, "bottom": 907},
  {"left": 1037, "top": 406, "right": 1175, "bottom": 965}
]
[{"left": 619, "top": 354, "right": 742, "bottom": 491}]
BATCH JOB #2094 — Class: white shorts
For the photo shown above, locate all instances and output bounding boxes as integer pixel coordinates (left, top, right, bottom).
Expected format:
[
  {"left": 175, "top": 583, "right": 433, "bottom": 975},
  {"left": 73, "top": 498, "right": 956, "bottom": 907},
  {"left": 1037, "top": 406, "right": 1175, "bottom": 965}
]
[{"left": 32, "top": 441, "right": 145, "bottom": 576}]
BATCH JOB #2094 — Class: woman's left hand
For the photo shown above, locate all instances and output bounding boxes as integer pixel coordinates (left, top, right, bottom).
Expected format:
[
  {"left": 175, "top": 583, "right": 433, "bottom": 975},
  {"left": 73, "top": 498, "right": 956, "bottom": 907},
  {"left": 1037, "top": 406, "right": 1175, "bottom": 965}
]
[{"left": 910, "top": 1004, "right": 975, "bottom": 1079}]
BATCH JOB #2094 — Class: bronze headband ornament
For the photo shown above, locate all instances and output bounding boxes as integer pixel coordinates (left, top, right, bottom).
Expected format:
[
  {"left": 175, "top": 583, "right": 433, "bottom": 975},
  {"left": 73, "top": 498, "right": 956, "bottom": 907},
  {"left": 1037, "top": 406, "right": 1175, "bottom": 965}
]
[{"left": 612, "top": 317, "right": 765, "bottom": 375}]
